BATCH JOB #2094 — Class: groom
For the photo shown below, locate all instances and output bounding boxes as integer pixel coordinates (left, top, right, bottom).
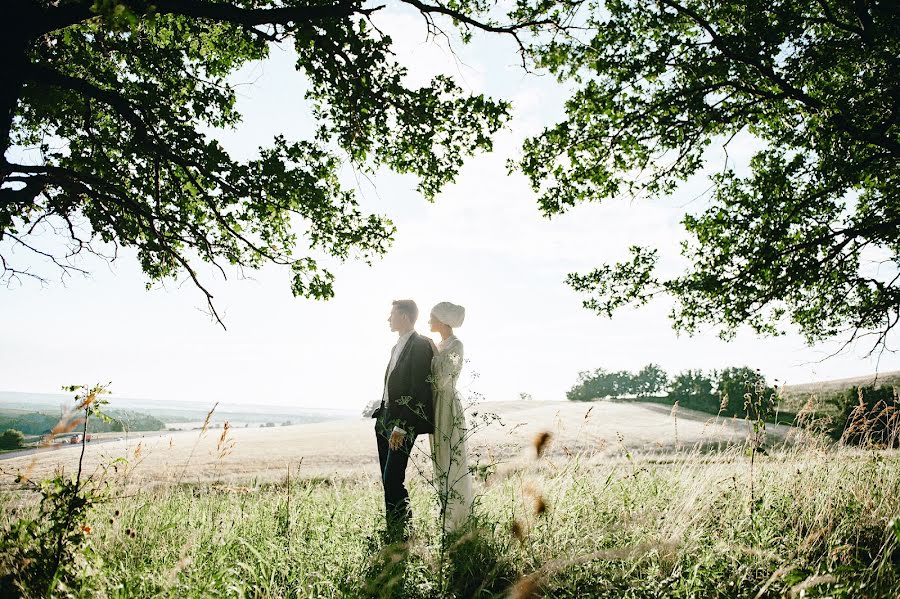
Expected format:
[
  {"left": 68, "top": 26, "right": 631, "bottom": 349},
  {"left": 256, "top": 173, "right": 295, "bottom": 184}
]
[{"left": 371, "top": 299, "right": 435, "bottom": 541}]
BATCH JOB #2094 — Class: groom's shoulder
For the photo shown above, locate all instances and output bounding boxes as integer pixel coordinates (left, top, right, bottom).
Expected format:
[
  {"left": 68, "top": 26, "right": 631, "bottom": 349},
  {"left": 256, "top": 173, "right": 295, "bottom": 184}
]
[{"left": 412, "top": 333, "right": 433, "bottom": 351}]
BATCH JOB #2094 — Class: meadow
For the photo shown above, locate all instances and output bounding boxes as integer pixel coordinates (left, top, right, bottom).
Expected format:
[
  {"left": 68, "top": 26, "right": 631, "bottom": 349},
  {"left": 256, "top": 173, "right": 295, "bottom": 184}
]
[{"left": 1, "top": 399, "right": 899, "bottom": 598}]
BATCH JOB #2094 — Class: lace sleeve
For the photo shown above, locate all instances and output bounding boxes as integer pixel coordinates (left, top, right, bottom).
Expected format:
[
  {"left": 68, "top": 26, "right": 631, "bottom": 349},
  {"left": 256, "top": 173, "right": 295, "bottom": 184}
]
[{"left": 433, "top": 339, "right": 464, "bottom": 391}]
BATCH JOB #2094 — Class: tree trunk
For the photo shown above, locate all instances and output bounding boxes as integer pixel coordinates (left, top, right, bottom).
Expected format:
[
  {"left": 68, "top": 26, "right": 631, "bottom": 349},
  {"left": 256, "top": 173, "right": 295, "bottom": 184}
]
[{"left": 2, "top": 2, "right": 40, "bottom": 174}]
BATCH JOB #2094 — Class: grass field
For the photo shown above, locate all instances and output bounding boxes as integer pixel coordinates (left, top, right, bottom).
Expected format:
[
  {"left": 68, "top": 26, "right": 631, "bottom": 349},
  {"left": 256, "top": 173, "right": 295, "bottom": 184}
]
[
  {"left": 1, "top": 400, "right": 899, "bottom": 597},
  {"left": 0, "top": 400, "right": 791, "bottom": 489}
]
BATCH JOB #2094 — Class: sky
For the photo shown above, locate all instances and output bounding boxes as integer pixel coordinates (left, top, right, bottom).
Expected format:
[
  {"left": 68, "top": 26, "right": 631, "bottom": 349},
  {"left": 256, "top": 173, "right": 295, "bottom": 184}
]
[{"left": 1, "top": 7, "right": 896, "bottom": 411}]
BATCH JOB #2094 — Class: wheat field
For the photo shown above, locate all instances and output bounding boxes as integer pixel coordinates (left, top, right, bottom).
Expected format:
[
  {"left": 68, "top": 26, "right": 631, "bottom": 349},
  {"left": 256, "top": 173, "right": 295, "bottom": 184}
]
[
  {"left": 0, "top": 400, "right": 789, "bottom": 489},
  {"left": 1, "top": 400, "right": 898, "bottom": 597}
]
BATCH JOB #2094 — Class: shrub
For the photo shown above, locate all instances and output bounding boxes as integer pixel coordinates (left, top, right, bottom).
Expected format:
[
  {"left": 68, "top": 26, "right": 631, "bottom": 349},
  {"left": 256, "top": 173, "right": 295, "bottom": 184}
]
[
  {"left": 0, "top": 384, "right": 114, "bottom": 596},
  {"left": 0, "top": 473, "right": 106, "bottom": 597},
  {"left": 716, "top": 366, "right": 777, "bottom": 418},
  {"left": 0, "top": 429, "right": 24, "bottom": 450}
]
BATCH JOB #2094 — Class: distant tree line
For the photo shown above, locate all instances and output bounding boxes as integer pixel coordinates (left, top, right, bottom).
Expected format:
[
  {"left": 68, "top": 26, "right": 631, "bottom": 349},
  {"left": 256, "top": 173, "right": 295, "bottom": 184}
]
[
  {"left": 0, "top": 410, "right": 166, "bottom": 437},
  {"left": 568, "top": 364, "right": 899, "bottom": 445},
  {"left": 567, "top": 364, "right": 779, "bottom": 420},
  {"left": 567, "top": 364, "right": 669, "bottom": 401}
]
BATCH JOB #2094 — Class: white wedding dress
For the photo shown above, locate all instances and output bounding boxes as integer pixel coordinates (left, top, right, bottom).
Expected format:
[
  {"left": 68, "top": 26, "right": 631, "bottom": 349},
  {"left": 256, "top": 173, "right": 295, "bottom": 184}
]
[{"left": 428, "top": 334, "right": 474, "bottom": 532}]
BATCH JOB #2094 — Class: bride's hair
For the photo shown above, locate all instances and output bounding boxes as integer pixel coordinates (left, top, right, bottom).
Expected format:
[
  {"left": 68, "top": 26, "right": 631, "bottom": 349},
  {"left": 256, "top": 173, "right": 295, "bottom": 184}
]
[{"left": 392, "top": 299, "right": 418, "bottom": 323}]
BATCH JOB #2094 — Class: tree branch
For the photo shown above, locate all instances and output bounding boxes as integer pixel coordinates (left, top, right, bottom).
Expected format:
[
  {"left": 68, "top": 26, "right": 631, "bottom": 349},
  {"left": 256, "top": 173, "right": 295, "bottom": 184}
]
[
  {"left": 813, "top": 0, "right": 867, "bottom": 39},
  {"left": 398, "top": 0, "right": 573, "bottom": 65},
  {"left": 399, "top": 0, "right": 563, "bottom": 34},
  {"left": 38, "top": 0, "right": 381, "bottom": 37},
  {"left": 1, "top": 174, "right": 48, "bottom": 208},
  {"left": 658, "top": 0, "right": 900, "bottom": 157}
]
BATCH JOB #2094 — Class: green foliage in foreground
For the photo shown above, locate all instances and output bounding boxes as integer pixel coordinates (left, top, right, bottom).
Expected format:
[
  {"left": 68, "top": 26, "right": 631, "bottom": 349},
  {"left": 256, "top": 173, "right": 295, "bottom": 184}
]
[
  {"left": 0, "top": 472, "right": 108, "bottom": 597},
  {"left": 2, "top": 446, "right": 900, "bottom": 598}
]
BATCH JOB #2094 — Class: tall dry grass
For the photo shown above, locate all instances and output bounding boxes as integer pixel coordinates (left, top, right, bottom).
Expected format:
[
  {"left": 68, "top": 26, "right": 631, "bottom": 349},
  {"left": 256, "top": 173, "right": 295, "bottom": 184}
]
[{"left": 1, "top": 391, "right": 899, "bottom": 597}]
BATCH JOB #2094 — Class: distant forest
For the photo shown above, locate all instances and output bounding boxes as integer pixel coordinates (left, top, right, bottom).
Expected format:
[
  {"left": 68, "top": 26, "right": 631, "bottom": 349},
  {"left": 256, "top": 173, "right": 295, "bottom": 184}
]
[
  {"left": 567, "top": 364, "right": 900, "bottom": 444},
  {"left": 0, "top": 410, "right": 166, "bottom": 436}
]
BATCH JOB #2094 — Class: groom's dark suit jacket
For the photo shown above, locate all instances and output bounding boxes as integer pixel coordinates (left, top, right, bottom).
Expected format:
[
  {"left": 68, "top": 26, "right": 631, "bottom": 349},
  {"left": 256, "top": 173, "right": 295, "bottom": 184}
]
[{"left": 371, "top": 332, "right": 435, "bottom": 436}]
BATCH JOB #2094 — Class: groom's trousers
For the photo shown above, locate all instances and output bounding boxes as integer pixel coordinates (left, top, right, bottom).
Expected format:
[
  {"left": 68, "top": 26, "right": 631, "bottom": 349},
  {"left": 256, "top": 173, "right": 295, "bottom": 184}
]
[{"left": 375, "top": 423, "right": 416, "bottom": 538}]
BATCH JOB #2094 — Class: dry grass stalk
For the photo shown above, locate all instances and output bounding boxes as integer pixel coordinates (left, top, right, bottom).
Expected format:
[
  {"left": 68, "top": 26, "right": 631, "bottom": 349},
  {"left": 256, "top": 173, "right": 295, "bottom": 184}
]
[
  {"left": 521, "top": 481, "right": 548, "bottom": 516},
  {"left": 670, "top": 400, "right": 680, "bottom": 446},
  {"left": 11, "top": 405, "right": 90, "bottom": 485},
  {"left": 507, "top": 572, "right": 541, "bottom": 599},
  {"left": 510, "top": 519, "right": 525, "bottom": 543},
  {"left": 840, "top": 387, "right": 900, "bottom": 448},
  {"left": 175, "top": 402, "right": 219, "bottom": 485},
  {"left": 789, "top": 574, "right": 837, "bottom": 597},
  {"left": 508, "top": 543, "right": 669, "bottom": 599},
  {"left": 216, "top": 421, "right": 236, "bottom": 460},
  {"left": 533, "top": 432, "right": 551, "bottom": 458},
  {"left": 669, "top": 401, "right": 680, "bottom": 418}
]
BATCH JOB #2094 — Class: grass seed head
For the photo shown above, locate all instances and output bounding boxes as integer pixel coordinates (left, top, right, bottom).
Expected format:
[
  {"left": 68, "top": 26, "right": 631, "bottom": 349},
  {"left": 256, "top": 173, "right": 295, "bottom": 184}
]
[
  {"left": 670, "top": 401, "right": 679, "bottom": 418},
  {"left": 508, "top": 573, "right": 541, "bottom": 599},
  {"left": 790, "top": 574, "right": 837, "bottom": 597},
  {"left": 510, "top": 519, "right": 525, "bottom": 543},
  {"left": 533, "top": 431, "right": 551, "bottom": 458}
]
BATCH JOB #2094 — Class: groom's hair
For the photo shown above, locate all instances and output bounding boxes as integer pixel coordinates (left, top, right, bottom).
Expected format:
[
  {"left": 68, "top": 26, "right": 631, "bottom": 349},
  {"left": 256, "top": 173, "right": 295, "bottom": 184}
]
[{"left": 392, "top": 299, "right": 418, "bottom": 323}]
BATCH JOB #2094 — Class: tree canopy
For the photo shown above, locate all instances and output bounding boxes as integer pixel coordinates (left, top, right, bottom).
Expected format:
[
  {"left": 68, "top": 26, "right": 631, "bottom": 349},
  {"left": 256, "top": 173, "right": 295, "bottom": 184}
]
[
  {"left": 4, "top": 1, "right": 897, "bottom": 350},
  {"left": 668, "top": 369, "right": 714, "bottom": 402},
  {"left": 520, "top": 0, "right": 899, "bottom": 353},
  {"left": 567, "top": 363, "right": 668, "bottom": 400},
  {"left": 1, "top": 0, "right": 576, "bottom": 325},
  {"left": 715, "top": 366, "right": 776, "bottom": 417}
]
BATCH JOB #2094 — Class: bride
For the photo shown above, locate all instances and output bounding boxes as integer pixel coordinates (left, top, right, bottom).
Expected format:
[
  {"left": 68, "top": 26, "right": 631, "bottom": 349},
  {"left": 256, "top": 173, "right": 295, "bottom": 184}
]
[{"left": 427, "top": 302, "right": 474, "bottom": 533}]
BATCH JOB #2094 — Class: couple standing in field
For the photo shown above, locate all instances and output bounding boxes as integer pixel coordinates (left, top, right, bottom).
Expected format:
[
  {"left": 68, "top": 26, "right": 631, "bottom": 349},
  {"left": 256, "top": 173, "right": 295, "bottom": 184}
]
[{"left": 370, "top": 299, "right": 474, "bottom": 541}]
